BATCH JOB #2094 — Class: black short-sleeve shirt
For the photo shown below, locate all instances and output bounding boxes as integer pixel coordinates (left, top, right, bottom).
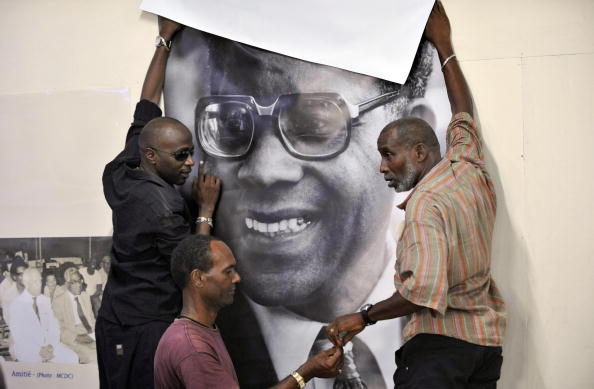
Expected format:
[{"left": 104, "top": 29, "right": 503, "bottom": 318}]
[{"left": 99, "top": 100, "right": 191, "bottom": 326}]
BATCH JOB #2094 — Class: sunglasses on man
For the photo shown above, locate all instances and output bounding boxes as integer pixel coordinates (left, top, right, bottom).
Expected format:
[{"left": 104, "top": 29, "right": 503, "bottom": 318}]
[{"left": 146, "top": 147, "right": 195, "bottom": 162}]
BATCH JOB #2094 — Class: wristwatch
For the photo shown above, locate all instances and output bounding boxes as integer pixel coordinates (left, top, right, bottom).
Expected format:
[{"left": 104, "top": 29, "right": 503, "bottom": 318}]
[
  {"left": 360, "top": 303, "right": 377, "bottom": 326},
  {"left": 155, "top": 35, "right": 172, "bottom": 51}
]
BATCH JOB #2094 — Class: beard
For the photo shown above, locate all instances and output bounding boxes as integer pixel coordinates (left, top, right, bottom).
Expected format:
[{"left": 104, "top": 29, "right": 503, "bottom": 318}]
[{"left": 394, "top": 163, "right": 418, "bottom": 192}]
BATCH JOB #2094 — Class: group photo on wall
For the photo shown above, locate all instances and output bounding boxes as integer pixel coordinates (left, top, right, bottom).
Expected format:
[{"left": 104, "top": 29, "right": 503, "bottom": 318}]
[{"left": 0, "top": 237, "right": 111, "bottom": 365}]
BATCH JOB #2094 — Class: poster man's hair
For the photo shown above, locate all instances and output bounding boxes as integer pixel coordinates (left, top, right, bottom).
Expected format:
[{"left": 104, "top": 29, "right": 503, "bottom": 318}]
[{"left": 205, "top": 33, "right": 434, "bottom": 118}]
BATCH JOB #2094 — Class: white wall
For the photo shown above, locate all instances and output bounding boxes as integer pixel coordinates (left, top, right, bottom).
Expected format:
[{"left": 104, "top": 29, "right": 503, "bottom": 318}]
[
  {"left": 0, "top": 0, "right": 593, "bottom": 388},
  {"left": 448, "top": 1, "right": 594, "bottom": 387},
  {"left": 0, "top": 0, "right": 157, "bottom": 237}
]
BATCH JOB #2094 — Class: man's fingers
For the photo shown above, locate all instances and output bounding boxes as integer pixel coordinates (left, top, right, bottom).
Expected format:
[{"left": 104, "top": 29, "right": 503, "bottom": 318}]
[
  {"left": 206, "top": 174, "right": 221, "bottom": 188},
  {"left": 432, "top": 1, "right": 441, "bottom": 17},
  {"left": 436, "top": 2, "right": 443, "bottom": 17},
  {"left": 192, "top": 178, "right": 200, "bottom": 196},
  {"left": 328, "top": 348, "right": 344, "bottom": 372},
  {"left": 327, "top": 347, "right": 343, "bottom": 362},
  {"left": 342, "top": 330, "right": 358, "bottom": 346},
  {"left": 322, "top": 346, "right": 340, "bottom": 356},
  {"left": 325, "top": 325, "right": 341, "bottom": 347},
  {"left": 198, "top": 160, "right": 205, "bottom": 178}
]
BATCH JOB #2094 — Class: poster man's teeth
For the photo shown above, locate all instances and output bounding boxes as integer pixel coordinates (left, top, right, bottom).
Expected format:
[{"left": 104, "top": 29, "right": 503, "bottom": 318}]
[{"left": 245, "top": 217, "right": 311, "bottom": 236}]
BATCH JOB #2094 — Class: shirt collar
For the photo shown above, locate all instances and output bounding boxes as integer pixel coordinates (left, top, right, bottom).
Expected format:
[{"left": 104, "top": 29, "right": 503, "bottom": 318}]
[
  {"left": 21, "top": 290, "right": 33, "bottom": 300},
  {"left": 67, "top": 289, "right": 78, "bottom": 301},
  {"left": 126, "top": 164, "right": 172, "bottom": 188},
  {"left": 396, "top": 189, "right": 415, "bottom": 211}
]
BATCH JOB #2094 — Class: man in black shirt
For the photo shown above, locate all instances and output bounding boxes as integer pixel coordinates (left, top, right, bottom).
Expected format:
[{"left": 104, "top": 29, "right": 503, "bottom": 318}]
[{"left": 96, "top": 17, "right": 221, "bottom": 389}]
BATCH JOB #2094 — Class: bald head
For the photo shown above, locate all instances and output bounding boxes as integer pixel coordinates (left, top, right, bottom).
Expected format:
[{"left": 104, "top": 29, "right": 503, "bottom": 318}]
[
  {"left": 381, "top": 117, "right": 440, "bottom": 155},
  {"left": 139, "top": 117, "right": 190, "bottom": 151},
  {"left": 138, "top": 116, "right": 195, "bottom": 185},
  {"left": 377, "top": 117, "right": 442, "bottom": 193},
  {"left": 22, "top": 268, "right": 42, "bottom": 296}
]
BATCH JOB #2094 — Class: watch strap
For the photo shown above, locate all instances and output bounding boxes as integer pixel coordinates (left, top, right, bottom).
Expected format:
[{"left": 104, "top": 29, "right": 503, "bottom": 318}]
[
  {"left": 156, "top": 35, "right": 172, "bottom": 51},
  {"left": 360, "top": 303, "right": 377, "bottom": 326},
  {"left": 290, "top": 371, "right": 306, "bottom": 389}
]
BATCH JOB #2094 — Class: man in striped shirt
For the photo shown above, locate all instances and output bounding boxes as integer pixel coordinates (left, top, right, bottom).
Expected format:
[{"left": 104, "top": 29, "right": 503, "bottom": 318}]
[{"left": 326, "top": 2, "right": 507, "bottom": 388}]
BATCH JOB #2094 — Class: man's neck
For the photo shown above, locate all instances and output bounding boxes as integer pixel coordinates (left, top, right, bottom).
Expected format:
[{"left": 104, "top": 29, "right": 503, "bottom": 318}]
[
  {"left": 139, "top": 160, "right": 174, "bottom": 187},
  {"left": 139, "top": 160, "right": 155, "bottom": 174},
  {"left": 417, "top": 153, "right": 442, "bottom": 183},
  {"left": 181, "top": 291, "right": 218, "bottom": 328}
]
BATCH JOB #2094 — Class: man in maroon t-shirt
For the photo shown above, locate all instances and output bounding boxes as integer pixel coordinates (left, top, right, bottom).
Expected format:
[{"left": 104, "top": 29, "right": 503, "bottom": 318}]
[{"left": 154, "top": 235, "right": 343, "bottom": 389}]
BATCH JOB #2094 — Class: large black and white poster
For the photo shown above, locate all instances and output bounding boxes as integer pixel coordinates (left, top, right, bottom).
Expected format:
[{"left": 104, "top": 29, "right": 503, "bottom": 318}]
[{"left": 163, "top": 27, "right": 451, "bottom": 388}]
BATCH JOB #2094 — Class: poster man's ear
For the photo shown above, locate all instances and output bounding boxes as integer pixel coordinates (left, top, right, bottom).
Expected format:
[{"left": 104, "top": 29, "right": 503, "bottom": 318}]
[{"left": 405, "top": 98, "right": 437, "bottom": 130}]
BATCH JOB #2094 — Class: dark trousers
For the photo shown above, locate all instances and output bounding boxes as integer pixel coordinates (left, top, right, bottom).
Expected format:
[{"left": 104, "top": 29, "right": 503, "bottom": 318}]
[
  {"left": 393, "top": 334, "right": 503, "bottom": 389},
  {"left": 96, "top": 317, "right": 170, "bottom": 389}
]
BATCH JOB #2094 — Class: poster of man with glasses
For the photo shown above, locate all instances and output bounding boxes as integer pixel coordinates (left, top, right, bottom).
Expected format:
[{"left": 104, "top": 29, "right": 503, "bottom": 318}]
[{"left": 162, "top": 24, "right": 451, "bottom": 388}]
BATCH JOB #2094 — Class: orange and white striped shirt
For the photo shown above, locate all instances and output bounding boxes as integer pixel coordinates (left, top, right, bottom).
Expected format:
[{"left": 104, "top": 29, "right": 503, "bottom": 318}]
[{"left": 395, "top": 112, "right": 507, "bottom": 347}]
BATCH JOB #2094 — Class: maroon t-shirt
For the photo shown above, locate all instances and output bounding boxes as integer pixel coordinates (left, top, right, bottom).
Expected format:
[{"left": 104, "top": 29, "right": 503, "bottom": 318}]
[{"left": 154, "top": 318, "right": 239, "bottom": 389}]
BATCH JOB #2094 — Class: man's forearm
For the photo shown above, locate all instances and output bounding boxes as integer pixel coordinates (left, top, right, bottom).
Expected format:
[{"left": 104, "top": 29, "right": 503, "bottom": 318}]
[
  {"left": 367, "top": 291, "right": 422, "bottom": 322},
  {"left": 140, "top": 45, "right": 171, "bottom": 105},
  {"left": 140, "top": 17, "right": 181, "bottom": 105},
  {"left": 326, "top": 292, "right": 422, "bottom": 347},
  {"left": 270, "top": 373, "right": 305, "bottom": 389},
  {"left": 269, "top": 360, "right": 324, "bottom": 389},
  {"left": 425, "top": 1, "right": 474, "bottom": 117},
  {"left": 435, "top": 42, "right": 474, "bottom": 117}
]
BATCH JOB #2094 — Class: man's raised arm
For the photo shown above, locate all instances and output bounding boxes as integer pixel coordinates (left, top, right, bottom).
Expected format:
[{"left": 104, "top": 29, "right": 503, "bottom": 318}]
[
  {"left": 138, "top": 16, "right": 222, "bottom": 235},
  {"left": 324, "top": 1, "right": 475, "bottom": 350},
  {"left": 424, "top": 1, "right": 473, "bottom": 117},
  {"left": 141, "top": 17, "right": 182, "bottom": 104}
]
